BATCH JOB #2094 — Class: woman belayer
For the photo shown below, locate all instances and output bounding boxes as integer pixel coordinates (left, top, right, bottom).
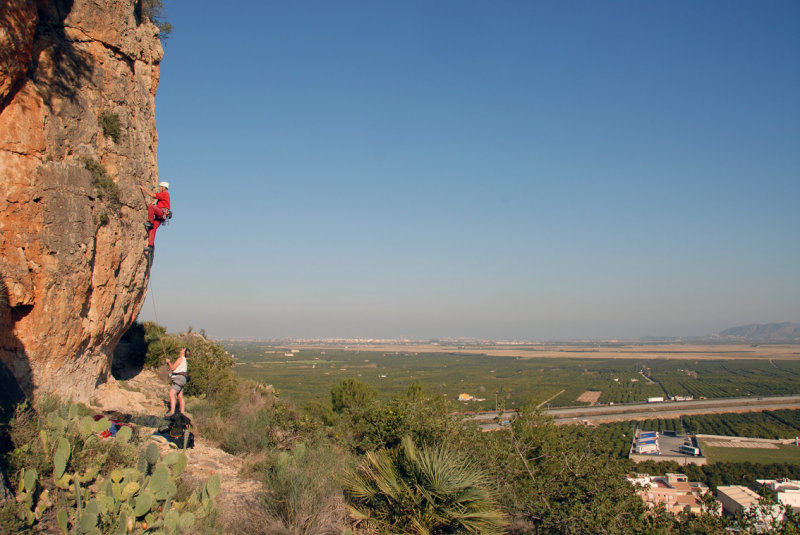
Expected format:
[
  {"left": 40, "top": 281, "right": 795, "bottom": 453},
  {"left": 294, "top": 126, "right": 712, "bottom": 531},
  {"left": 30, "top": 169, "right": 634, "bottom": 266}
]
[{"left": 165, "top": 347, "right": 189, "bottom": 417}]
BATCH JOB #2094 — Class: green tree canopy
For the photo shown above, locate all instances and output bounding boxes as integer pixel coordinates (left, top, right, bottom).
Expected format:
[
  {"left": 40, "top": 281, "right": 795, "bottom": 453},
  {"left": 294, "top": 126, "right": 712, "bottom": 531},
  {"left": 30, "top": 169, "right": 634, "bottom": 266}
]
[{"left": 330, "top": 378, "right": 377, "bottom": 414}]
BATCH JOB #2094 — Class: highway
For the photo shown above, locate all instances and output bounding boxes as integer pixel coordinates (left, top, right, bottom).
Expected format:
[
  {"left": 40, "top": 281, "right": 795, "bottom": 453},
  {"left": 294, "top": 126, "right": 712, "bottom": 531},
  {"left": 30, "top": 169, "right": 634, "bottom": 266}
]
[{"left": 467, "top": 395, "right": 800, "bottom": 430}]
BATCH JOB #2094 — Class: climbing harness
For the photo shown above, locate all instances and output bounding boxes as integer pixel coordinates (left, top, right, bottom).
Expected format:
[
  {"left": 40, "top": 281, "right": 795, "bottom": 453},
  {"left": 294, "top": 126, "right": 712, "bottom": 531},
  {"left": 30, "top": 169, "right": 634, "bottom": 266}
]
[{"left": 160, "top": 207, "right": 173, "bottom": 225}]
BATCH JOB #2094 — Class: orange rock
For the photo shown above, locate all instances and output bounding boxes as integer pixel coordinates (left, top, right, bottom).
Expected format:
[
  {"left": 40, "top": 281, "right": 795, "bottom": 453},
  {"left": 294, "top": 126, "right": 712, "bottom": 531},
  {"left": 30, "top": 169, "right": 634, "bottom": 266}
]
[
  {"left": 0, "top": 0, "right": 164, "bottom": 401},
  {"left": 0, "top": 0, "right": 37, "bottom": 102}
]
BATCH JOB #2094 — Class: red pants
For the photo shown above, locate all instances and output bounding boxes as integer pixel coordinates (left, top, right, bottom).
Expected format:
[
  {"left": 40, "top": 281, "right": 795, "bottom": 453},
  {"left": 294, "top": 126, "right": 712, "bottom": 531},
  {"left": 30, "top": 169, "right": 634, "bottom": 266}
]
[{"left": 147, "top": 205, "right": 164, "bottom": 246}]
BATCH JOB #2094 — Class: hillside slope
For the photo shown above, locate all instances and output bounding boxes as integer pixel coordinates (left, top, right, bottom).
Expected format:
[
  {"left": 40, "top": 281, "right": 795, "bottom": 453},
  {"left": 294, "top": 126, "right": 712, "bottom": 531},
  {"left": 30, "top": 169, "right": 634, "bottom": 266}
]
[
  {"left": 94, "top": 369, "right": 265, "bottom": 525},
  {"left": 719, "top": 322, "right": 800, "bottom": 341}
]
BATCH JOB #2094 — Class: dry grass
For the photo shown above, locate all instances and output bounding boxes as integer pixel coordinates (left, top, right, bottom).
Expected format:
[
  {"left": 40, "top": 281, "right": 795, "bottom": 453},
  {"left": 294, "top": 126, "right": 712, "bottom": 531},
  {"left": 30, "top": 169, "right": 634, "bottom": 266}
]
[{"left": 576, "top": 391, "right": 602, "bottom": 404}]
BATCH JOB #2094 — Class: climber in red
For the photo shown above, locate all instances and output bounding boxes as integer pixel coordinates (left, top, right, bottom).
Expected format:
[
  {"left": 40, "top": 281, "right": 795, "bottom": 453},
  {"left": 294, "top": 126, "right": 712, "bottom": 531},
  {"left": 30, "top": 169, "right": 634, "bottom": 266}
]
[{"left": 140, "top": 181, "right": 170, "bottom": 253}]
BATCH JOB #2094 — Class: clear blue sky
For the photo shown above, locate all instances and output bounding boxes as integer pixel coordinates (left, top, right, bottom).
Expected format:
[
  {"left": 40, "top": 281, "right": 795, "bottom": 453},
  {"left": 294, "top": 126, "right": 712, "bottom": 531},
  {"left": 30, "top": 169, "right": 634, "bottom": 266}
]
[{"left": 140, "top": 1, "right": 800, "bottom": 340}]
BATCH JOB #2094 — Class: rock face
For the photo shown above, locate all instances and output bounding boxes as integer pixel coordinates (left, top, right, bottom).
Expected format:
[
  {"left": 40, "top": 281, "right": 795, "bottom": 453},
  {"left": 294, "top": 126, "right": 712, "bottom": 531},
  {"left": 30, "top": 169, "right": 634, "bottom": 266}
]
[{"left": 0, "top": 0, "right": 163, "bottom": 401}]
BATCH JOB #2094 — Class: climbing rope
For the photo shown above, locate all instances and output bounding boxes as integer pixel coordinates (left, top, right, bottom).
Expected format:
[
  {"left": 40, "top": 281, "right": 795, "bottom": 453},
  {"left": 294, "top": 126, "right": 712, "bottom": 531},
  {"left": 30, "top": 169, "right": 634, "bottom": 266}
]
[{"left": 147, "top": 277, "right": 170, "bottom": 364}]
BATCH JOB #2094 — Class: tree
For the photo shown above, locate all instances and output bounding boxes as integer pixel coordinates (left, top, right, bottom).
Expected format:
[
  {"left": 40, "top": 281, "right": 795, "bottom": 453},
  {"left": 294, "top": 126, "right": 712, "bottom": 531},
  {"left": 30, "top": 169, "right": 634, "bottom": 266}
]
[
  {"left": 331, "top": 378, "right": 377, "bottom": 414},
  {"left": 477, "top": 405, "right": 652, "bottom": 534},
  {"left": 137, "top": 0, "right": 173, "bottom": 39},
  {"left": 182, "top": 334, "right": 237, "bottom": 404}
]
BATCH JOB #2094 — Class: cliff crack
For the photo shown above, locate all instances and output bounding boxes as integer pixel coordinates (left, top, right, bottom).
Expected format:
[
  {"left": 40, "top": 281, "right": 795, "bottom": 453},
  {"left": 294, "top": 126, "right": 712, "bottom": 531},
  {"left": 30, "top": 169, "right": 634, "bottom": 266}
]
[
  {"left": 63, "top": 25, "right": 136, "bottom": 73},
  {"left": 2, "top": 148, "right": 43, "bottom": 157}
]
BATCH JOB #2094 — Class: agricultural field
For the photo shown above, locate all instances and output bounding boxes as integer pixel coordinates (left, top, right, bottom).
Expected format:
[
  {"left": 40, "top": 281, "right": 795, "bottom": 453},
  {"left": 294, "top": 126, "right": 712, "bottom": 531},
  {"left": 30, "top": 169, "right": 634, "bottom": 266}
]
[
  {"left": 586, "top": 409, "right": 800, "bottom": 460},
  {"left": 643, "top": 359, "right": 800, "bottom": 399},
  {"left": 223, "top": 341, "right": 800, "bottom": 411},
  {"left": 698, "top": 443, "right": 800, "bottom": 464}
]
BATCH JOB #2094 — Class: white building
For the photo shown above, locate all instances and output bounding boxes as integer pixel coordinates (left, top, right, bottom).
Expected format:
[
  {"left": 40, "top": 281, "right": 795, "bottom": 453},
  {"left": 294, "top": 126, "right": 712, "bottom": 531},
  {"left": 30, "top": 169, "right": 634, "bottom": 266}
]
[
  {"left": 716, "top": 485, "right": 784, "bottom": 529},
  {"left": 716, "top": 486, "right": 760, "bottom": 516},
  {"left": 757, "top": 479, "right": 800, "bottom": 509}
]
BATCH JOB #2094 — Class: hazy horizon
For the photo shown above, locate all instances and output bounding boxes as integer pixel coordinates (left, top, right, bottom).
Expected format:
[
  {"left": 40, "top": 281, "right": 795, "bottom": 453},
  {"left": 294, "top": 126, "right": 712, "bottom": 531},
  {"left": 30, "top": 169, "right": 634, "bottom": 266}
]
[{"left": 139, "top": 1, "right": 800, "bottom": 340}]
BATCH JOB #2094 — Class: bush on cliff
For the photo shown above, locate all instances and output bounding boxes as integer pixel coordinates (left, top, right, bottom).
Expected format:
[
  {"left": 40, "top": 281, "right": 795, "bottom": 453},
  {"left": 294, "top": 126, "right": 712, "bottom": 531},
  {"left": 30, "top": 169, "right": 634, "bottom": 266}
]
[
  {"left": 98, "top": 111, "right": 121, "bottom": 143},
  {"left": 81, "top": 157, "right": 121, "bottom": 211},
  {"left": 137, "top": 0, "right": 173, "bottom": 39},
  {"left": 330, "top": 378, "right": 377, "bottom": 414}
]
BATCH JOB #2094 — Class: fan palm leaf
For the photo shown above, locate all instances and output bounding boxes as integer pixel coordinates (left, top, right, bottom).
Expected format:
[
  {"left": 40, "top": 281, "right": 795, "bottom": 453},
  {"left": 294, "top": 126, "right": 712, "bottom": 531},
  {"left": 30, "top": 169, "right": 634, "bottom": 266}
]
[{"left": 342, "top": 435, "right": 506, "bottom": 534}]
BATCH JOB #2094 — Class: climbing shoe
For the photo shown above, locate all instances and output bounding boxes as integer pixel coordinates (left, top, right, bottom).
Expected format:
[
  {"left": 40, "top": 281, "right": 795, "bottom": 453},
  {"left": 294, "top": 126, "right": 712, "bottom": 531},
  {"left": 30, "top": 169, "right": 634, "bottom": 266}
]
[{"left": 144, "top": 222, "right": 154, "bottom": 231}]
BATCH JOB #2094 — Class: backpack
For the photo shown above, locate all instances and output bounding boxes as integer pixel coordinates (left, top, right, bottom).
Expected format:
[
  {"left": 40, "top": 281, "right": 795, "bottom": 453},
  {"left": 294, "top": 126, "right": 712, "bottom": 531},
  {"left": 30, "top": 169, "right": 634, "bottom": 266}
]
[{"left": 166, "top": 413, "right": 194, "bottom": 449}]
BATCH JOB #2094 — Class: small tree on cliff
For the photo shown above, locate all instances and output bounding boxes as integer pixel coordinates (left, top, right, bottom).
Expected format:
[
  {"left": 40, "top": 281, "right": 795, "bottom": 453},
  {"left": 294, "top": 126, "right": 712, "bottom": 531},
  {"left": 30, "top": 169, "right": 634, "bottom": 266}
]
[{"left": 137, "top": 0, "right": 172, "bottom": 39}]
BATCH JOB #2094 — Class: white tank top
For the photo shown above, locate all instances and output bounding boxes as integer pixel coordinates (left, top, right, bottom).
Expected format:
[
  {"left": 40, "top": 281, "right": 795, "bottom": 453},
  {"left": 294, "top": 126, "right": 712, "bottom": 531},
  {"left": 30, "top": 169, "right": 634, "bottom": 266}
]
[{"left": 173, "top": 356, "right": 188, "bottom": 374}]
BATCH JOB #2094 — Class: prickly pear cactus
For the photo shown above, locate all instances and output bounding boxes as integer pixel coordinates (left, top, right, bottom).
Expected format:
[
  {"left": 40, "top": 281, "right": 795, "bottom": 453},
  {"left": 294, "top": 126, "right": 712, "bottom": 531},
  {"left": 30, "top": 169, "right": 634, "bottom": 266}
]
[{"left": 11, "top": 401, "right": 218, "bottom": 534}]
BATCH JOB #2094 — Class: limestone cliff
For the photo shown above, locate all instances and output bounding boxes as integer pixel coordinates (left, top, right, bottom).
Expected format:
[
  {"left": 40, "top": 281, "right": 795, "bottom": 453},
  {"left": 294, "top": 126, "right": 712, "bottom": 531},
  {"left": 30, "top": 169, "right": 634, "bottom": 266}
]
[{"left": 0, "top": 0, "right": 163, "bottom": 402}]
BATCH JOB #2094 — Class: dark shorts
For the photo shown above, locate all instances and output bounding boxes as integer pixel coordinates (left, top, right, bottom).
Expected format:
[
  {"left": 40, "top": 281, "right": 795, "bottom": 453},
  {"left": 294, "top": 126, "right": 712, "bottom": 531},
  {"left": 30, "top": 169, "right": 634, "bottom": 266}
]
[{"left": 170, "top": 374, "right": 187, "bottom": 393}]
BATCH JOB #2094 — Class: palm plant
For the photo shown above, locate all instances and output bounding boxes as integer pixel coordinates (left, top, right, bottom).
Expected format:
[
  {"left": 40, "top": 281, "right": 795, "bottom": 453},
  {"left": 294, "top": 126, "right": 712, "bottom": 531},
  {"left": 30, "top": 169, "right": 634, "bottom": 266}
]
[{"left": 342, "top": 435, "right": 506, "bottom": 534}]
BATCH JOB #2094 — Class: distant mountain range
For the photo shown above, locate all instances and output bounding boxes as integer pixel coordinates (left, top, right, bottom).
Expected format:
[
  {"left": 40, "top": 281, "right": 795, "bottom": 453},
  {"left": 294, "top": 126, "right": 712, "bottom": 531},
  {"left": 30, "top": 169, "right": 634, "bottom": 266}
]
[{"left": 717, "top": 322, "right": 800, "bottom": 341}]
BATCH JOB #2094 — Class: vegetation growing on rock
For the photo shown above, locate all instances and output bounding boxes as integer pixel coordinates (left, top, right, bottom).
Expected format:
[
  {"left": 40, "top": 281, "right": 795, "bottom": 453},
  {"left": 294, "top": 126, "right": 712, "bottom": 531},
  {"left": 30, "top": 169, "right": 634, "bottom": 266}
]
[
  {"left": 81, "top": 157, "right": 121, "bottom": 213},
  {"left": 99, "top": 112, "right": 122, "bottom": 143}
]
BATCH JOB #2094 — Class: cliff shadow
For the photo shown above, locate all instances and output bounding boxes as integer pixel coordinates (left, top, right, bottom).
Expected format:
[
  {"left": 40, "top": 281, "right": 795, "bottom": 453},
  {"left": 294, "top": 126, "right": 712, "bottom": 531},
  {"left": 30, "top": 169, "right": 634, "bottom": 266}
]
[
  {"left": 0, "top": 0, "right": 36, "bottom": 113},
  {"left": 111, "top": 321, "right": 146, "bottom": 380},
  {"left": 0, "top": 275, "right": 32, "bottom": 496},
  {"left": 0, "top": 276, "right": 32, "bottom": 415},
  {"left": 31, "top": 0, "right": 94, "bottom": 109}
]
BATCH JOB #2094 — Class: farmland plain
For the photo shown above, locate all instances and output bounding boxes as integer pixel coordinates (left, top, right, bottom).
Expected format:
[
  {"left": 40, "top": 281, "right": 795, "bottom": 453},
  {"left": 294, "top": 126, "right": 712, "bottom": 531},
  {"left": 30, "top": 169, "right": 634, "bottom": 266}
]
[{"left": 223, "top": 341, "right": 800, "bottom": 411}]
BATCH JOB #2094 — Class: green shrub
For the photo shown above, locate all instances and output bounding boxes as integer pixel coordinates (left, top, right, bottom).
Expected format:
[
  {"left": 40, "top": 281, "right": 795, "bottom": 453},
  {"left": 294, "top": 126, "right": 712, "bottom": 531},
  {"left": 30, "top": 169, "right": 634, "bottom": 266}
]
[
  {"left": 326, "top": 383, "right": 478, "bottom": 454},
  {"left": 355, "top": 386, "right": 476, "bottom": 452},
  {"left": 252, "top": 443, "right": 351, "bottom": 533},
  {"left": 81, "top": 157, "right": 121, "bottom": 210},
  {"left": 98, "top": 112, "right": 121, "bottom": 143},
  {"left": 330, "top": 378, "right": 377, "bottom": 413},
  {"left": 303, "top": 401, "right": 338, "bottom": 427},
  {"left": 188, "top": 381, "right": 320, "bottom": 456},
  {"left": 138, "top": 0, "right": 172, "bottom": 39},
  {"left": 220, "top": 400, "right": 302, "bottom": 455},
  {"left": 182, "top": 337, "right": 237, "bottom": 403},
  {"left": 143, "top": 322, "right": 180, "bottom": 368},
  {"left": 143, "top": 323, "right": 239, "bottom": 408}
]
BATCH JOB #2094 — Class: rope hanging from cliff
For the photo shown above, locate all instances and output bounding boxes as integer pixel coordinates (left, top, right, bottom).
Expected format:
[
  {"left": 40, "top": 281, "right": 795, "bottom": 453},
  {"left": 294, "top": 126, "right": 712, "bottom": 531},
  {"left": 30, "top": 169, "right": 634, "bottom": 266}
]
[
  {"left": 147, "top": 277, "right": 170, "bottom": 364},
  {"left": 141, "top": 178, "right": 169, "bottom": 363}
]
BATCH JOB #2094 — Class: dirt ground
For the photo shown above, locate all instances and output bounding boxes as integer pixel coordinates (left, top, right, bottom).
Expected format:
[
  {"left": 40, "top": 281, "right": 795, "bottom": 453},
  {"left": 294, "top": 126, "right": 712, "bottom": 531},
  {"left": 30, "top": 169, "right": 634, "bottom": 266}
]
[
  {"left": 576, "top": 391, "right": 602, "bottom": 404},
  {"left": 91, "top": 370, "right": 265, "bottom": 525}
]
